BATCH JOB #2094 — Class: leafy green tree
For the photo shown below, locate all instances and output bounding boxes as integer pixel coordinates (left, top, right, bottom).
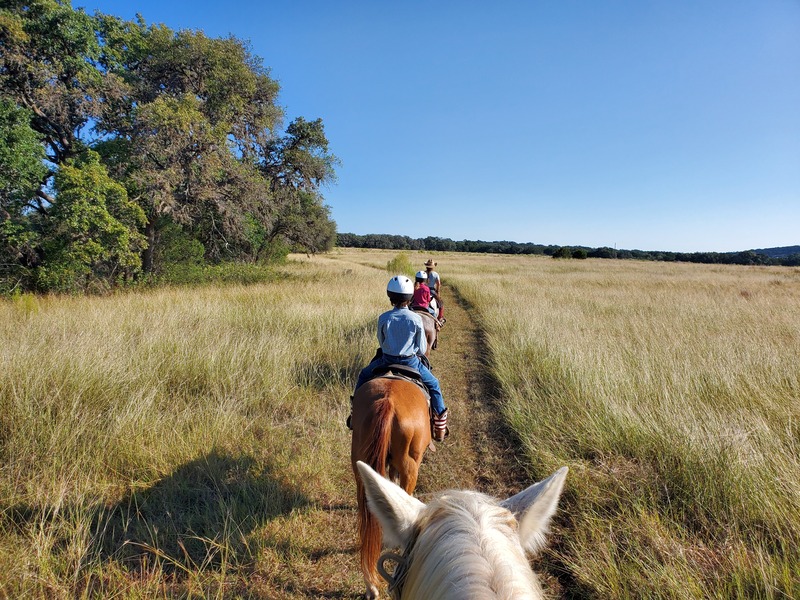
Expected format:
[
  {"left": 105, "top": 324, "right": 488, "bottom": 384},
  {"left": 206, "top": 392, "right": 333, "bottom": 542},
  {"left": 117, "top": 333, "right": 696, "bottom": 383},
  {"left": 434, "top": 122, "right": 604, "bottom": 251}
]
[
  {"left": 0, "top": 99, "right": 47, "bottom": 291},
  {"left": 1, "top": 2, "right": 338, "bottom": 290},
  {"left": 38, "top": 151, "right": 146, "bottom": 292},
  {"left": 94, "top": 17, "right": 337, "bottom": 267},
  {"left": 588, "top": 246, "right": 617, "bottom": 259},
  {"left": 783, "top": 253, "right": 800, "bottom": 267},
  {"left": 0, "top": 100, "right": 46, "bottom": 208},
  {"left": 0, "top": 0, "right": 103, "bottom": 169},
  {"left": 93, "top": 19, "right": 281, "bottom": 268}
]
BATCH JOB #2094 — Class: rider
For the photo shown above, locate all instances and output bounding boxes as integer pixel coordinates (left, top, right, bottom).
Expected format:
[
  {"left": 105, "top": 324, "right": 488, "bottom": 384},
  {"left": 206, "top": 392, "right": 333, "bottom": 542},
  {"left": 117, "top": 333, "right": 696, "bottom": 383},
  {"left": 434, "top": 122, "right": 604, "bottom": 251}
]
[
  {"left": 411, "top": 270, "right": 437, "bottom": 318},
  {"left": 349, "top": 275, "right": 449, "bottom": 441},
  {"left": 424, "top": 259, "right": 444, "bottom": 321}
]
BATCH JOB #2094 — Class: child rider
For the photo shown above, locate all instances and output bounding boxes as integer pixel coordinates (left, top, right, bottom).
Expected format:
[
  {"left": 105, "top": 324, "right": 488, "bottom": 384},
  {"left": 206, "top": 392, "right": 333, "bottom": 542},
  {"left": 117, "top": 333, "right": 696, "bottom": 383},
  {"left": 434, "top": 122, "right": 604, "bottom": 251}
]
[
  {"left": 350, "top": 275, "right": 449, "bottom": 441},
  {"left": 411, "top": 270, "right": 437, "bottom": 318}
]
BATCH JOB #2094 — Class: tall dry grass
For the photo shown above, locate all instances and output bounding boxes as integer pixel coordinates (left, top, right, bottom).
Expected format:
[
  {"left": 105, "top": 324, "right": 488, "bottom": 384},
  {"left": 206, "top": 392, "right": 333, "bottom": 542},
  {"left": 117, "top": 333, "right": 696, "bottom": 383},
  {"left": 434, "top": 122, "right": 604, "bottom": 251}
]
[
  {"left": 332, "top": 248, "right": 800, "bottom": 598},
  {"left": 3, "top": 247, "right": 799, "bottom": 598},
  {"left": 448, "top": 253, "right": 799, "bottom": 599},
  {"left": 0, "top": 257, "right": 389, "bottom": 597}
]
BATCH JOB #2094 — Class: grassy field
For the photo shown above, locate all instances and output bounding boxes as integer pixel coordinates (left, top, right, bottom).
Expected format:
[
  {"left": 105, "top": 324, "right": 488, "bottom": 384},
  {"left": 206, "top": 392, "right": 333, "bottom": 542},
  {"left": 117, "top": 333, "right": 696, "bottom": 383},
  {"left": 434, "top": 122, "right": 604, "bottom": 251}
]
[
  {"left": 0, "top": 258, "right": 389, "bottom": 598},
  {"left": 329, "top": 249, "right": 800, "bottom": 598},
  {"left": 2, "top": 248, "right": 798, "bottom": 598},
  {"left": 466, "top": 255, "right": 800, "bottom": 598}
]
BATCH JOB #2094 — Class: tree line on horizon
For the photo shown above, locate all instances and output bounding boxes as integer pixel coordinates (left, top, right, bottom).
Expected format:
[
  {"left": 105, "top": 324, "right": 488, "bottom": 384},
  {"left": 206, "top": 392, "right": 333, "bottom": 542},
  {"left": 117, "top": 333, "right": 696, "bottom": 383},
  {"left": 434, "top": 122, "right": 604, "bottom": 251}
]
[
  {"left": 1, "top": 0, "right": 337, "bottom": 294},
  {"left": 336, "top": 233, "right": 800, "bottom": 267}
]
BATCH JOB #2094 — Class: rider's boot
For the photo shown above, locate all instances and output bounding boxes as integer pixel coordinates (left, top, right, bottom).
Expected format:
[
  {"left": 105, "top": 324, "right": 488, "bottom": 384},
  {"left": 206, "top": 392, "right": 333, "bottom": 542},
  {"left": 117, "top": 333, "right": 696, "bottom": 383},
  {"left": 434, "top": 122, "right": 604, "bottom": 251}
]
[{"left": 432, "top": 408, "right": 449, "bottom": 442}]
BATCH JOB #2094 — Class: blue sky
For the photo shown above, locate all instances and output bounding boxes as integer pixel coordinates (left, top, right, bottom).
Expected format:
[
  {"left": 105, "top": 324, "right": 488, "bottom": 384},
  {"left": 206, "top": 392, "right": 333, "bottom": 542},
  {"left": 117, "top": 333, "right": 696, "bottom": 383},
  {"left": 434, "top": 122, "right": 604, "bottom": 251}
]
[{"left": 79, "top": 0, "right": 799, "bottom": 252}]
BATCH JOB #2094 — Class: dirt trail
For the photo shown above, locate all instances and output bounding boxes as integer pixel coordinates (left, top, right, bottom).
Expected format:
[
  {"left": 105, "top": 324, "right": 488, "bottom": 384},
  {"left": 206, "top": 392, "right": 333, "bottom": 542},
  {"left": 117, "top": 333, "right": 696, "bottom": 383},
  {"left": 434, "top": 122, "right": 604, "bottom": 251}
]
[
  {"left": 413, "top": 286, "right": 529, "bottom": 500},
  {"left": 269, "top": 286, "right": 536, "bottom": 598}
]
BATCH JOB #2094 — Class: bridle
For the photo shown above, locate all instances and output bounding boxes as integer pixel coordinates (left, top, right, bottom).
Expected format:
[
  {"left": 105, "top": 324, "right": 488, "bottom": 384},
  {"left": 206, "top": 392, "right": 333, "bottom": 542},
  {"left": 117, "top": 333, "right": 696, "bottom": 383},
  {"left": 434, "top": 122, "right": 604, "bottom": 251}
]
[{"left": 377, "top": 550, "right": 410, "bottom": 599}]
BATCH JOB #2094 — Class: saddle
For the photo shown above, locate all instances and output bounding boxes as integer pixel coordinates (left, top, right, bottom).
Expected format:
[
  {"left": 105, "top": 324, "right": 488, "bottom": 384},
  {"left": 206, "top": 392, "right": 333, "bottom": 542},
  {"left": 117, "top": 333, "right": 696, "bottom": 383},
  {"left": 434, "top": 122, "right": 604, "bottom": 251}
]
[
  {"left": 368, "top": 364, "right": 431, "bottom": 403},
  {"left": 412, "top": 307, "right": 443, "bottom": 330}
]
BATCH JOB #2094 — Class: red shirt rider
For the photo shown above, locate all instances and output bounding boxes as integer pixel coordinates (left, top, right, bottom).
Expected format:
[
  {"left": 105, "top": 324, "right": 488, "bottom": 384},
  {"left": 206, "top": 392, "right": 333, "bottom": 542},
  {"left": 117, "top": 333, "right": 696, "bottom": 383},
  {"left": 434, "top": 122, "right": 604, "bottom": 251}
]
[{"left": 412, "top": 279, "right": 431, "bottom": 309}]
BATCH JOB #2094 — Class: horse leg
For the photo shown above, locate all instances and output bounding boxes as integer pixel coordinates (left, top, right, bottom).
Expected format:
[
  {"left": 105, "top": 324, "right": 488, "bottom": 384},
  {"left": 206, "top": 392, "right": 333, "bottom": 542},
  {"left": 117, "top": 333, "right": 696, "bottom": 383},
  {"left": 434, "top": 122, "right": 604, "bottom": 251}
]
[
  {"left": 387, "top": 463, "right": 400, "bottom": 484},
  {"left": 391, "top": 430, "right": 427, "bottom": 495},
  {"left": 397, "top": 455, "right": 421, "bottom": 494}
]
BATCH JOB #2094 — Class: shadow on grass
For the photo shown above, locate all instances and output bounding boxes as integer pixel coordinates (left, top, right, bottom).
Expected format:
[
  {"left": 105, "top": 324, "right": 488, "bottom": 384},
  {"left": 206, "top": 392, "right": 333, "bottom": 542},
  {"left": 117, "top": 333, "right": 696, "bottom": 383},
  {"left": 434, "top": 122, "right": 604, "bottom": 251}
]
[{"left": 95, "top": 449, "right": 310, "bottom": 573}]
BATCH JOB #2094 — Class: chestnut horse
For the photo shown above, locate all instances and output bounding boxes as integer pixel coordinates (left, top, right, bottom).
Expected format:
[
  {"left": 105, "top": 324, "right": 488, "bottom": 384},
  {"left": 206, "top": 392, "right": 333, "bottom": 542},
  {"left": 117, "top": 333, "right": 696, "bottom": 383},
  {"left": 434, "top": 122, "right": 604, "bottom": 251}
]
[
  {"left": 350, "top": 375, "right": 432, "bottom": 599},
  {"left": 357, "top": 461, "right": 568, "bottom": 600}
]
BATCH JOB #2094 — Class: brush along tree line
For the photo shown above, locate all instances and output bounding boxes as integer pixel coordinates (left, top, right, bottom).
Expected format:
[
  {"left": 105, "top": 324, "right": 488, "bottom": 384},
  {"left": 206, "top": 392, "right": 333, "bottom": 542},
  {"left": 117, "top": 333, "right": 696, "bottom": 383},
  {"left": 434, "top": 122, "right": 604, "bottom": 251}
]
[{"left": 0, "top": 0, "right": 338, "bottom": 294}]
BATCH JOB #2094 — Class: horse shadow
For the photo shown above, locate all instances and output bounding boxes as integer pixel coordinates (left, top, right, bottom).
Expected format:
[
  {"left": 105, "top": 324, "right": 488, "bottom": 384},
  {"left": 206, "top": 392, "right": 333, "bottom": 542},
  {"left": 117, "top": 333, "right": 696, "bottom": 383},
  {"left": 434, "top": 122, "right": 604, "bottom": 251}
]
[{"left": 94, "top": 449, "right": 309, "bottom": 572}]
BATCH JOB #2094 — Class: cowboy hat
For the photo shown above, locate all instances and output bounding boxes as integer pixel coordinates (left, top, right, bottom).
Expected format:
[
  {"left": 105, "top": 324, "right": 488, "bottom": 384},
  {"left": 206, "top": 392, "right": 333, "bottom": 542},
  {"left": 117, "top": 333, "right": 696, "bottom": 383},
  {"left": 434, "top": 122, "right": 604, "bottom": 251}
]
[{"left": 424, "top": 259, "right": 437, "bottom": 267}]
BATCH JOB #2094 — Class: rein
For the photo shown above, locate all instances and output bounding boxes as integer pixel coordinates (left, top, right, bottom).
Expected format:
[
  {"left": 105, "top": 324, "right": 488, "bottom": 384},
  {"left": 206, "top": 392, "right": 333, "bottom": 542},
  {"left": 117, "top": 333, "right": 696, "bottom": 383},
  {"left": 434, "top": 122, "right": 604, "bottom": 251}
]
[{"left": 377, "top": 551, "right": 410, "bottom": 599}]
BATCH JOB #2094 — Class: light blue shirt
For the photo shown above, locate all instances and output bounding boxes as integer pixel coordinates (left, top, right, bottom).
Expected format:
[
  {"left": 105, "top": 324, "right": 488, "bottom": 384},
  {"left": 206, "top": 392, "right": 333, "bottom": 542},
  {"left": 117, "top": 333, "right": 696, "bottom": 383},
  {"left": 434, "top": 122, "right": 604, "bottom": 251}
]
[{"left": 377, "top": 307, "right": 427, "bottom": 357}]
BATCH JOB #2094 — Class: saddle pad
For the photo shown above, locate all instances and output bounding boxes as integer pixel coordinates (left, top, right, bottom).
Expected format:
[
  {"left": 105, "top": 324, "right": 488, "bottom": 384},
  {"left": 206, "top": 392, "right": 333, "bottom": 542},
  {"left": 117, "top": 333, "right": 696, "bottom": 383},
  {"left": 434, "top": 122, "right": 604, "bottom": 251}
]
[
  {"left": 369, "top": 365, "right": 430, "bottom": 404},
  {"left": 412, "top": 308, "right": 441, "bottom": 328},
  {"left": 373, "top": 363, "right": 421, "bottom": 379}
]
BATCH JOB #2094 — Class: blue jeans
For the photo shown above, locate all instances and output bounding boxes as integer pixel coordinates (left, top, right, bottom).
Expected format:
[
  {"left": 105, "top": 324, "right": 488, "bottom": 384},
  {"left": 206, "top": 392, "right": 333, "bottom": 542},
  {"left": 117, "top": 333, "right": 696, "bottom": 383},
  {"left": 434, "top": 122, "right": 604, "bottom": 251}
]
[{"left": 355, "top": 354, "right": 446, "bottom": 416}]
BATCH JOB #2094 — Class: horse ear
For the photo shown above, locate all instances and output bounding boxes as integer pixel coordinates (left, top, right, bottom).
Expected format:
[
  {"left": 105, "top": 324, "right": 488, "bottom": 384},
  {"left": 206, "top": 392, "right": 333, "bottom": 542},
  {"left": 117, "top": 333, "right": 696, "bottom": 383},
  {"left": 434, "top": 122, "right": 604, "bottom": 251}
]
[
  {"left": 356, "top": 461, "right": 426, "bottom": 548},
  {"left": 500, "top": 466, "right": 568, "bottom": 554}
]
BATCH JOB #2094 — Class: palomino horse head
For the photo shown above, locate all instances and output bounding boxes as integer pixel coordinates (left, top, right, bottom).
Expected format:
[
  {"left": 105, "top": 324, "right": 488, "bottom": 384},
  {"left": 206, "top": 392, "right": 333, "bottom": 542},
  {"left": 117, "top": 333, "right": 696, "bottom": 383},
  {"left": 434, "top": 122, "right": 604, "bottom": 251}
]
[
  {"left": 356, "top": 461, "right": 568, "bottom": 600},
  {"left": 351, "top": 379, "right": 432, "bottom": 599}
]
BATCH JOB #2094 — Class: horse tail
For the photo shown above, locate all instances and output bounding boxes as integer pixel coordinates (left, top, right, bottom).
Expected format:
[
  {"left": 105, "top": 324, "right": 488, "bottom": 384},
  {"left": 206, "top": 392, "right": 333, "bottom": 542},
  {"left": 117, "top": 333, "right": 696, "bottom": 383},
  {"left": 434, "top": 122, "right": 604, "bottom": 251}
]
[{"left": 358, "top": 395, "right": 394, "bottom": 580}]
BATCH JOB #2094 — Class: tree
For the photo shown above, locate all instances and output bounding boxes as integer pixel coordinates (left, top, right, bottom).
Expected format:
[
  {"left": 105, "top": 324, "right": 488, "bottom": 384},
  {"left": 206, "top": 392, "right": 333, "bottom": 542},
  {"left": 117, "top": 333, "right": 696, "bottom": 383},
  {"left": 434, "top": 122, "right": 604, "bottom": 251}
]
[
  {"left": 94, "top": 18, "right": 337, "bottom": 267},
  {"left": 1, "top": 2, "right": 339, "bottom": 291},
  {"left": 93, "top": 19, "right": 279, "bottom": 268},
  {"left": 256, "top": 116, "right": 338, "bottom": 255},
  {"left": 588, "top": 246, "right": 617, "bottom": 259},
  {"left": 0, "top": 99, "right": 47, "bottom": 290},
  {"left": 38, "top": 150, "right": 145, "bottom": 292},
  {"left": 0, "top": 0, "right": 103, "bottom": 168}
]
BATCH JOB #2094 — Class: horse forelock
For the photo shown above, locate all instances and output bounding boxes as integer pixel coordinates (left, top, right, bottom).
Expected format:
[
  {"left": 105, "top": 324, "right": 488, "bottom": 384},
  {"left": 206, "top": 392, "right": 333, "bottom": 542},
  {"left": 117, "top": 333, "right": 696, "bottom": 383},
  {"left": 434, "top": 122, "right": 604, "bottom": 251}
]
[{"left": 398, "top": 490, "right": 544, "bottom": 600}]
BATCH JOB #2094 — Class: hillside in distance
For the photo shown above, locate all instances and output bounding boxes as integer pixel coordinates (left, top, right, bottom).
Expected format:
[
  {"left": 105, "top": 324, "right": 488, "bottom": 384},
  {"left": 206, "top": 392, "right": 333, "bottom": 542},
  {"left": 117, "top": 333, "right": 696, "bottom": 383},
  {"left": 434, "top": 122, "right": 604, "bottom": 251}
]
[{"left": 751, "top": 245, "right": 800, "bottom": 259}]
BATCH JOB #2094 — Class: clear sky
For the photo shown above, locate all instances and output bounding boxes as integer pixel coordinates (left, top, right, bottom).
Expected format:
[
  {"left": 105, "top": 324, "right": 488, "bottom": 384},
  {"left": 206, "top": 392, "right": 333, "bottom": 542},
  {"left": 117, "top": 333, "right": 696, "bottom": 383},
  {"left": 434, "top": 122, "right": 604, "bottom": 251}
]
[{"left": 78, "top": 0, "right": 799, "bottom": 252}]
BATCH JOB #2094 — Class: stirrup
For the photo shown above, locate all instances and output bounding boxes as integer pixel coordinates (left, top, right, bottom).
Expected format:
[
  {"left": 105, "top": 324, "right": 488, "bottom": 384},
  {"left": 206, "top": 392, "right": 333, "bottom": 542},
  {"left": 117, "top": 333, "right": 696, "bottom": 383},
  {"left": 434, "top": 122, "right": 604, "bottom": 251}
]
[{"left": 432, "top": 409, "right": 449, "bottom": 442}]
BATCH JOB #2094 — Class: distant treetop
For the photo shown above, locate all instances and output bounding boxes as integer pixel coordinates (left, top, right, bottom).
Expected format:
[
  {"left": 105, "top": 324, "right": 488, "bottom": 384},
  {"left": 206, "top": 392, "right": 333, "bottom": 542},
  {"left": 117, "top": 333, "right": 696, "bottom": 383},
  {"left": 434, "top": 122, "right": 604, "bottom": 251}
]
[{"left": 336, "top": 234, "right": 800, "bottom": 267}]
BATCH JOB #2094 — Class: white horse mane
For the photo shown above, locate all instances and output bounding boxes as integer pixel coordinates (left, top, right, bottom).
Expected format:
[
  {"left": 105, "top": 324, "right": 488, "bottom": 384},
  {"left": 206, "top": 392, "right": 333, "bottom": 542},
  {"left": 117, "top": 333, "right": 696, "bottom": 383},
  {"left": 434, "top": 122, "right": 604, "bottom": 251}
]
[{"left": 357, "top": 461, "right": 568, "bottom": 600}]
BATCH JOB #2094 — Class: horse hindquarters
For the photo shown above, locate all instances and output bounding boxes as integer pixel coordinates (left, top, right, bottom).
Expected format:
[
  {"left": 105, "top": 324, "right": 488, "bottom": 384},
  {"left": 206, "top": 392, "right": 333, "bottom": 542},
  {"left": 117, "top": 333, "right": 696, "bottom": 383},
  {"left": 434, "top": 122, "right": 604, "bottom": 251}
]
[
  {"left": 415, "top": 311, "right": 437, "bottom": 356},
  {"left": 351, "top": 390, "right": 394, "bottom": 597},
  {"left": 351, "top": 379, "right": 431, "bottom": 599}
]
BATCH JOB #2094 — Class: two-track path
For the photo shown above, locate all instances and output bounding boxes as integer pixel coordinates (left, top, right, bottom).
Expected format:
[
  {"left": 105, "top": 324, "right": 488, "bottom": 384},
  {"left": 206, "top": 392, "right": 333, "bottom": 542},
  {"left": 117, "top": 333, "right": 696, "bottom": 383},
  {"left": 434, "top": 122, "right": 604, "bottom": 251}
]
[
  {"left": 408, "top": 286, "right": 566, "bottom": 597},
  {"left": 413, "top": 286, "right": 529, "bottom": 499},
  {"left": 270, "top": 285, "right": 550, "bottom": 598}
]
